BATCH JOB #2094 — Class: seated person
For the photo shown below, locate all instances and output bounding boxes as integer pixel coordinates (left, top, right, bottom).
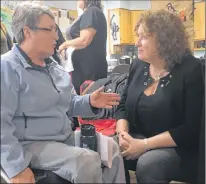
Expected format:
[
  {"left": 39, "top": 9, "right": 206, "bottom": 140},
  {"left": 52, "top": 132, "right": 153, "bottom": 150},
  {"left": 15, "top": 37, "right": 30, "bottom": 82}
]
[
  {"left": 115, "top": 10, "right": 204, "bottom": 184},
  {"left": 12, "top": 24, "right": 64, "bottom": 65},
  {"left": 1, "top": 2, "right": 125, "bottom": 183}
]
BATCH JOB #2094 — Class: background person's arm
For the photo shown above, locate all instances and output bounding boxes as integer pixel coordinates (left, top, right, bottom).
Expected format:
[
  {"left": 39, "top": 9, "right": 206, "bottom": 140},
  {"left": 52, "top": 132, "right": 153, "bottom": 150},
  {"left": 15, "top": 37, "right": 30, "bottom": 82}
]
[
  {"left": 59, "top": 7, "right": 103, "bottom": 52},
  {"left": 60, "top": 28, "right": 96, "bottom": 50}
]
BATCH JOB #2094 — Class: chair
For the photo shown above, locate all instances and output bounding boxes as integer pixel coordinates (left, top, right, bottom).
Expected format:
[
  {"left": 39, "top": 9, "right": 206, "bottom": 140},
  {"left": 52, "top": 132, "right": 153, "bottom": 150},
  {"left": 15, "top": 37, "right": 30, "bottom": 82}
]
[
  {"left": 1, "top": 166, "right": 71, "bottom": 184},
  {"left": 111, "top": 64, "right": 130, "bottom": 74},
  {"left": 197, "top": 96, "right": 205, "bottom": 184},
  {"left": 197, "top": 58, "right": 205, "bottom": 184}
]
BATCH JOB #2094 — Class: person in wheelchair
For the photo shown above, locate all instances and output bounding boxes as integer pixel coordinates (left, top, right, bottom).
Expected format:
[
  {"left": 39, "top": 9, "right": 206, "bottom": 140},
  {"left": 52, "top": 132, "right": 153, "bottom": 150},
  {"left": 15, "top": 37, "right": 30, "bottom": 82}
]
[
  {"left": 1, "top": 2, "right": 125, "bottom": 183},
  {"left": 115, "top": 10, "right": 204, "bottom": 184}
]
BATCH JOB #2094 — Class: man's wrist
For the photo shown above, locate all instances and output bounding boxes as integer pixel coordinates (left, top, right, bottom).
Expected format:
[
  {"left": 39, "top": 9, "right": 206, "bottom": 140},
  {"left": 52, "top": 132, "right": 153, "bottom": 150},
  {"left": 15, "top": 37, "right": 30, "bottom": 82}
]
[{"left": 89, "top": 95, "right": 98, "bottom": 114}]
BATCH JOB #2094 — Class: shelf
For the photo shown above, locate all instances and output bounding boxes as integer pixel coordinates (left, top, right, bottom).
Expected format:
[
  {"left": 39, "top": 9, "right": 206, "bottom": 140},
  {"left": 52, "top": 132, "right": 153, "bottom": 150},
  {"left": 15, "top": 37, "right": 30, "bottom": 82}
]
[
  {"left": 194, "top": 48, "right": 206, "bottom": 51},
  {"left": 194, "top": 39, "right": 205, "bottom": 41}
]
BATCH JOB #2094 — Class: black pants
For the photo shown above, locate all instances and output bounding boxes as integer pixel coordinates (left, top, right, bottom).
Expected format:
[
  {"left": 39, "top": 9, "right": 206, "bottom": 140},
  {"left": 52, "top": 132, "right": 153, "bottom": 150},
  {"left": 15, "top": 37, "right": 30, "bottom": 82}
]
[
  {"left": 115, "top": 134, "right": 198, "bottom": 184},
  {"left": 124, "top": 148, "right": 184, "bottom": 184}
]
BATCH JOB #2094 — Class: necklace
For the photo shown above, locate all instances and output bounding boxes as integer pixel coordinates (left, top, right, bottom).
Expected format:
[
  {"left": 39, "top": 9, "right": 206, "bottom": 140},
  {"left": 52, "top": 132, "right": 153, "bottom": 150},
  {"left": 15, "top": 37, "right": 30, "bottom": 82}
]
[{"left": 150, "top": 65, "right": 169, "bottom": 81}]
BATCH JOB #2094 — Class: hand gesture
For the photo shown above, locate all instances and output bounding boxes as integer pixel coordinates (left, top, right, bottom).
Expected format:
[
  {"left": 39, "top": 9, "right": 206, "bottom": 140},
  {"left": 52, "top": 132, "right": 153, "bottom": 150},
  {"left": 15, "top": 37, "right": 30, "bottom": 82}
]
[{"left": 90, "top": 87, "right": 120, "bottom": 109}]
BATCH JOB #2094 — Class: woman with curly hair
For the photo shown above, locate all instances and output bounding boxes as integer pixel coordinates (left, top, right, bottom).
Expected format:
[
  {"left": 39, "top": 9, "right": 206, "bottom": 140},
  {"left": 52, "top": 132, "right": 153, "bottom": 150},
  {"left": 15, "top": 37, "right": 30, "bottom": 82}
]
[{"left": 115, "top": 10, "right": 204, "bottom": 183}]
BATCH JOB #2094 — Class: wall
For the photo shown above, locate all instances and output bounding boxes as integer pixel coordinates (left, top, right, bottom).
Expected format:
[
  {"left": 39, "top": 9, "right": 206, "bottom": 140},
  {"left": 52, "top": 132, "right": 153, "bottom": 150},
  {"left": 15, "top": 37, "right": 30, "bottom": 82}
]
[
  {"left": 103, "top": 1, "right": 151, "bottom": 56},
  {"left": 43, "top": 1, "right": 76, "bottom": 10},
  {"left": 103, "top": 1, "right": 151, "bottom": 10},
  {"left": 128, "top": 1, "right": 151, "bottom": 10},
  {"left": 194, "top": 51, "right": 205, "bottom": 58},
  {"left": 1, "top": 1, "right": 23, "bottom": 37},
  {"left": 103, "top": 1, "right": 120, "bottom": 9}
]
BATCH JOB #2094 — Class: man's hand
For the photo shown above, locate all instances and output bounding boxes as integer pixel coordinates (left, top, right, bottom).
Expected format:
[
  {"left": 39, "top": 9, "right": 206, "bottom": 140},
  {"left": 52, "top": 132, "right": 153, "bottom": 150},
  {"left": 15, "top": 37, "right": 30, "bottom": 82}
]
[
  {"left": 90, "top": 87, "right": 120, "bottom": 109},
  {"left": 121, "top": 131, "right": 146, "bottom": 160},
  {"left": 10, "top": 168, "right": 35, "bottom": 183}
]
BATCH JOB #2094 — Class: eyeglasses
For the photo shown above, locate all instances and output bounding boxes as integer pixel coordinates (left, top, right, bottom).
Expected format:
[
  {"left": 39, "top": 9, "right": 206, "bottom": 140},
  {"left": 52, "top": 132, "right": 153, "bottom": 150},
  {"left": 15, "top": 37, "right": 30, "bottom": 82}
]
[{"left": 32, "top": 27, "right": 58, "bottom": 33}]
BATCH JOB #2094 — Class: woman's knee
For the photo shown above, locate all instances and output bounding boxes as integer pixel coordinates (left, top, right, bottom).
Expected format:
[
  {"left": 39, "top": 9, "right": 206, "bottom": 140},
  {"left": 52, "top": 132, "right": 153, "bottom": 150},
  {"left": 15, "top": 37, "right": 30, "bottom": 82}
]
[{"left": 135, "top": 149, "right": 181, "bottom": 183}]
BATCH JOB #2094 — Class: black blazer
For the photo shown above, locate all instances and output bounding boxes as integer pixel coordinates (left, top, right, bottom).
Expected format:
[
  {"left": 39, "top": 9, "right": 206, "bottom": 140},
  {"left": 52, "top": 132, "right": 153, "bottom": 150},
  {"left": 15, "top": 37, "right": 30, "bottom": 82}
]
[{"left": 116, "top": 54, "right": 204, "bottom": 150}]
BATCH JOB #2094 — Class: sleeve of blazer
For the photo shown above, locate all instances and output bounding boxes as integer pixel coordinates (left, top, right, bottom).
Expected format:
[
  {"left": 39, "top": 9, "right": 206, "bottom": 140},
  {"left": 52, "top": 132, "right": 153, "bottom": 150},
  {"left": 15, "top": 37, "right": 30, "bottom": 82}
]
[
  {"left": 169, "top": 62, "right": 204, "bottom": 149},
  {"left": 115, "top": 81, "right": 129, "bottom": 121},
  {"left": 115, "top": 60, "right": 137, "bottom": 121}
]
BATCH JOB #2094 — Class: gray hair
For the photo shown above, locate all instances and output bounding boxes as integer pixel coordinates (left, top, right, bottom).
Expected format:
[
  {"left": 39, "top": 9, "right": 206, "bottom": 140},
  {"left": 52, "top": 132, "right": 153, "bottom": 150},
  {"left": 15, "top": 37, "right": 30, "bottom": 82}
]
[{"left": 12, "top": 2, "right": 54, "bottom": 44}]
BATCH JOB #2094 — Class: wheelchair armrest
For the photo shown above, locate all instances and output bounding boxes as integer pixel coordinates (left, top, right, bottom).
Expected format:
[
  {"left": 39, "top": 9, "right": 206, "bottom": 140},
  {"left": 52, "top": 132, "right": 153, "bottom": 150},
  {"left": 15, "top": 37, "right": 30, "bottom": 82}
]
[
  {"left": 32, "top": 169, "right": 71, "bottom": 184},
  {"left": 1, "top": 168, "right": 11, "bottom": 183}
]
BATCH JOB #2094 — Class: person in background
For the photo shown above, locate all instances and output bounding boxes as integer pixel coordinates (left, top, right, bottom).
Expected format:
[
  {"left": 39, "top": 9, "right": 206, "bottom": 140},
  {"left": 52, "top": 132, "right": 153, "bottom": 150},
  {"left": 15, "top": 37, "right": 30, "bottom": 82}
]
[
  {"left": 1, "top": 22, "right": 13, "bottom": 54},
  {"left": 52, "top": 24, "right": 65, "bottom": 64},
  {"left": 115, "top": 10, "right": 204, "bottom": 184},
  {"left": 1, "top": 2, "right": 125, "bottom": 183},
  {"left": 59, "top": 0, "right": 108, "bottom": 95}
]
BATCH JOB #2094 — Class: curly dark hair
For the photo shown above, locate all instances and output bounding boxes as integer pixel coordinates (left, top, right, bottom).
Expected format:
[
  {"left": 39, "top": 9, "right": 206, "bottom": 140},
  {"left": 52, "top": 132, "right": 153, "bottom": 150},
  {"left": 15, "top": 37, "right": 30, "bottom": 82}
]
[
  {"left": 135, "top": 10, "right": 191, "bottom": 71},
  {"left": 84, "top": 0, "right": 103, "bottom": 10}
]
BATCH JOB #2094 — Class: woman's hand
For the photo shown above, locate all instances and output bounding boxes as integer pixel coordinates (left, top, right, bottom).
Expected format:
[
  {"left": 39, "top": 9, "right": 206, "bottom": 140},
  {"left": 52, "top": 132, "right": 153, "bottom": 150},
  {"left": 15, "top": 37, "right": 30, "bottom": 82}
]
[
  {"left": 59, "top": 42, "right": 67, "bottom": 53},
  {"left": 120, "top": 131, "right": 146, "bottom": 160},
  {"left": 118, "top": 132, "right": 129, "bottom": 152}
]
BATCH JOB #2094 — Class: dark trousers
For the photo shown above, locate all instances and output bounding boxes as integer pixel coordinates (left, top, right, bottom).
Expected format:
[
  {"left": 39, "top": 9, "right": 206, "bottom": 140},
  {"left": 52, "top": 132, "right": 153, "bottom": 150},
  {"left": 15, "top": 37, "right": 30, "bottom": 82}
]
[
  {"left": 124, "top": 148, "right": 183, "bottom": 184},
  {"left": 114, "top": 134, "right": 198, "bottom": 184}
]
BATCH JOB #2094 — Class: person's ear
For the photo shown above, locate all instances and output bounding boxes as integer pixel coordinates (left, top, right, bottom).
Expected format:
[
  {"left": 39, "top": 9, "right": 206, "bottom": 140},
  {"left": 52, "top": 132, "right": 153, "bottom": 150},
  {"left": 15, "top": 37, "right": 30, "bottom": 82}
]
[{"left": 23, "top": 26, "right": 33, "bottom": 39}]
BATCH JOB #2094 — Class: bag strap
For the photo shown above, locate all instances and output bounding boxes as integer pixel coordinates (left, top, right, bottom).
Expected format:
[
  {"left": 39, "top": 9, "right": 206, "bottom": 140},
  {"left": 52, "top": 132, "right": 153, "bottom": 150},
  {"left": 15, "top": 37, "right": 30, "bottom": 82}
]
[{"left": 80, "top": 80, "right": 95, "bottom": 95}]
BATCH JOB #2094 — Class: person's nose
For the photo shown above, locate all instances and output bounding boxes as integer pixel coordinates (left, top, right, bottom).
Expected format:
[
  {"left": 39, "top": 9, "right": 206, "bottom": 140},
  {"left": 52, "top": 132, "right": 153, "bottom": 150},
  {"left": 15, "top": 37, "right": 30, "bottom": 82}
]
[{"left": 135, "top": 37, "right": 141, "bottom": 47}]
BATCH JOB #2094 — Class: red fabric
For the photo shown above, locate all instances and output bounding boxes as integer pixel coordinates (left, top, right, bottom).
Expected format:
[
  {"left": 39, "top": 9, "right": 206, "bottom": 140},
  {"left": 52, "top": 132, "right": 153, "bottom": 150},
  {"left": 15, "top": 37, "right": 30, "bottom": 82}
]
[
  {"left": 77, "top": 118, "right": 116, "bottom": 136},
  {"left": 79, "top": 80, "right": 116, "bottom": 136}
]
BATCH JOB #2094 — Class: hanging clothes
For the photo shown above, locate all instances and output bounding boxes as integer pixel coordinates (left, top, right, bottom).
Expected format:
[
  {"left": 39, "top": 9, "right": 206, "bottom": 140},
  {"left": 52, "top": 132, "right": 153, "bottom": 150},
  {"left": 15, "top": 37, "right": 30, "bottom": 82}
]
[{"left": 1, "top": 22, "right": 13, "bottom": 54}]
